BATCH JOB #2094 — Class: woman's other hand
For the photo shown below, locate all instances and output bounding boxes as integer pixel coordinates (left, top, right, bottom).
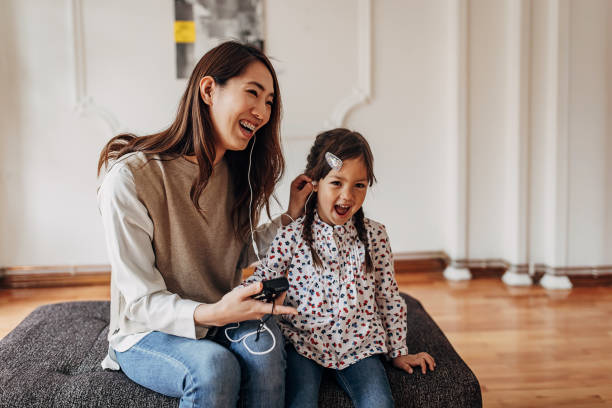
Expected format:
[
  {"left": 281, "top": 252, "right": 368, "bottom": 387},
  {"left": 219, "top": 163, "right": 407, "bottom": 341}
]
[
  {"left": 194, "top": 282, "right": 297, "bottom": 327},
  {"left": 392, "top": 352, "right": 436, "bottom": 374},
  {"left": 283, "top": 174, "right": 313, "bottom": 225}
]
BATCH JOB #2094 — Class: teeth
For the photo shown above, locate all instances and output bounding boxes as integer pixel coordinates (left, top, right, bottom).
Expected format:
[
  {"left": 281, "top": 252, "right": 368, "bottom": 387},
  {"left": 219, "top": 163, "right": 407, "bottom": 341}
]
[{"left": 239, "top": 120, "right": 255, "bottom": 131}]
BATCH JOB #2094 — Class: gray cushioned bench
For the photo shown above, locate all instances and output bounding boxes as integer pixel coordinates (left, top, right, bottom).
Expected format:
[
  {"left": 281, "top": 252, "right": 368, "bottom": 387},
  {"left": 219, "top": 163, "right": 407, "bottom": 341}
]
[{"left": 0, "top": 294, "right": 481, "bottom": 407}]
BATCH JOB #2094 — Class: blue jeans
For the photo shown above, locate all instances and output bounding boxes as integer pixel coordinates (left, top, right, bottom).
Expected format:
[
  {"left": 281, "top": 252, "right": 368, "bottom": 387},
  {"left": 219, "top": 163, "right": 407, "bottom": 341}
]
[
  {"left": 115, "top": 319, "right": 285, "bottom": 408},
  {"left": 285, "top": 346, "right": 394, "bottom": 408}
]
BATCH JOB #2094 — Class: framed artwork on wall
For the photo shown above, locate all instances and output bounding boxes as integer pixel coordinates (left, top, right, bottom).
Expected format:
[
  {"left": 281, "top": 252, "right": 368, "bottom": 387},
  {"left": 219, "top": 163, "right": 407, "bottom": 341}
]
[{"left": 174, "top": 0, "right": 264, "bottom": 79}]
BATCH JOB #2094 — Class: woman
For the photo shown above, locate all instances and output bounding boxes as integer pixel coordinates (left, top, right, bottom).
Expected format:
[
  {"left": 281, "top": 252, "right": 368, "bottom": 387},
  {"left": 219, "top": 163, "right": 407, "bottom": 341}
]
[{"left": 97, "top": 41, "right": 312, "bottom": 408}]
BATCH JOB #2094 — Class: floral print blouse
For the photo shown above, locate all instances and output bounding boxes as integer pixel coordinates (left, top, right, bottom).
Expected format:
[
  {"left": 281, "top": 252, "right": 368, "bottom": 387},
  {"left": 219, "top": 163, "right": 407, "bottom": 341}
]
[{"left": 244, "top": 213, "right": 408, "bottom": 369}]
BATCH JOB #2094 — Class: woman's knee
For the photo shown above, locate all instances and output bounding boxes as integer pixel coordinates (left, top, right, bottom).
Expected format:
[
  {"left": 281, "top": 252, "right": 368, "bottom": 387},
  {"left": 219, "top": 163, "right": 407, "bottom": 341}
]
[
  {"left": 186, "top": 347, "right": 241, "bottom": 407},
  {"left": 192, "top": 348, "right": 241, "bottom": 388}
]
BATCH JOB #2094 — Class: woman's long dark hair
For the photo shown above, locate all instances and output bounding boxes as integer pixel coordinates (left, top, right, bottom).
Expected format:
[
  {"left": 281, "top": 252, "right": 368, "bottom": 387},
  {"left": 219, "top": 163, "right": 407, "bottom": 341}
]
[
  {"left": 97, "top": 41, "right": 284, "bottom": 238},
  {"left": 302, "top": 128, "right": 376, "bottom": 273}
]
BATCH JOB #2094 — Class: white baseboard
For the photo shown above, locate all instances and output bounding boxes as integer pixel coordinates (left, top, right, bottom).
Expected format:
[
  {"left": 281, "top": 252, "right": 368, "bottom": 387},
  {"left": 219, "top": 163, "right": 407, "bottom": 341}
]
[
  {"left": 539, "top": 274, "right": 573, "bottom": 290},
  {"left": 443, "top": 266, "right": 472, "bottom": 281},
  {"left": 501, "top": 271, "right": 533, "bottom": 286}
]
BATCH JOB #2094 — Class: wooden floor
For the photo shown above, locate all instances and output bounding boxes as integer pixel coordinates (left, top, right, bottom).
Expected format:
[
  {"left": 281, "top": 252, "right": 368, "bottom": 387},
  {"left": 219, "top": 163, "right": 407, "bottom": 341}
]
[{"left": 1, "top": 272, "right": 611, "bottom": 407}]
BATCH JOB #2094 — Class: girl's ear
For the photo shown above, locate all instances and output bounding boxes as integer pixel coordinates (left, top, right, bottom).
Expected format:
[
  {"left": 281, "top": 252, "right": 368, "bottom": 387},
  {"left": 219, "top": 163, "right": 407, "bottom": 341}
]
[
  {"left": 199, "top": 76, "right": 215, "bottom": 106},
  {"left": 312, "top": 180, "right": 318, "bottom": 192}
]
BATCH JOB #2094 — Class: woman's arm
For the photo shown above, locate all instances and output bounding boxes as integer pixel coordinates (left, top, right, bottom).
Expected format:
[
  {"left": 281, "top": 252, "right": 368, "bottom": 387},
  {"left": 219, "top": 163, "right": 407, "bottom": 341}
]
[
  {"left": 99, "top": 164, "right": 297, "bottom": 333},
  {"left": 193, "top": 282, "right": 295, "bottom": 327},
  {"left": 283, "top": 174, "right": 313, "bottom": 225},
  {"left": 369, "top": 221, "right": 409, "bottom": 358},
  {"left": 98, "top": 163, "right": 202, "bottom": 338}
]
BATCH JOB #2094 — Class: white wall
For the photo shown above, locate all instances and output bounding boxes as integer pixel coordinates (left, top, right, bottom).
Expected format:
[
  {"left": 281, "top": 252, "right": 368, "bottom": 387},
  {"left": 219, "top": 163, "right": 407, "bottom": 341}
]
[
  {"left": 607, "top": 1, "right": 612, "bottom": 260},
  {"left": 567, "top": 0, "right": 609, "bottom": 265},
  {"left": 346, "top": 0, "right": 451, "bottom": 252},
  {"left": 0, "top": 0, "right": 610, "bottom": 271}
]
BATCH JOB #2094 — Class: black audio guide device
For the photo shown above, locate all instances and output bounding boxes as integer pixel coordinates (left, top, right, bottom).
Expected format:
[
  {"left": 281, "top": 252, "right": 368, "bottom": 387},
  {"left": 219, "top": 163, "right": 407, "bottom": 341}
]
[{"left": 251, "top": 277, "right": 289, "bottom": 302}]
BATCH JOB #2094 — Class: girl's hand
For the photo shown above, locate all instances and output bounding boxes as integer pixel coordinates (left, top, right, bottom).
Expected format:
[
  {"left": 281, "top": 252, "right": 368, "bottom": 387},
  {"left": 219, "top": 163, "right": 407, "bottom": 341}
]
[
  {"left": 283, "top": 174, "right": 313, "bottom": 225},
  {"left": 392, "top": 352, "right": 436, "bottom": 374},
  {"left": 194, "top": 282, "right": 298, "bottom": 327}
]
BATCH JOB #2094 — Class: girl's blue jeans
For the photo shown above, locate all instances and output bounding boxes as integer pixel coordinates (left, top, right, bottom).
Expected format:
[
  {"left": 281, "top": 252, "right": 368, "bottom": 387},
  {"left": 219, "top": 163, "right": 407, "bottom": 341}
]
[
  {"left": 115, "top": 318, "right": 285, "bottom": 408},
  {"left": 285, "top": 345, "right": 394, "bottom": 408}
]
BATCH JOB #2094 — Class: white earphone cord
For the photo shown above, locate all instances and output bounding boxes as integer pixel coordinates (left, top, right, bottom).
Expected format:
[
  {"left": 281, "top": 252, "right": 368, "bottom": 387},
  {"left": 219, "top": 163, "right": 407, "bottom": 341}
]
[
  {"left": 224, "top": 305, "right": 276, "bottom": 355},
  {"left": 224, "top": 321, "right": 276, "bottom": 355},
  {"left": 227, "top": 136, "right": 278, "bottom": 355}
]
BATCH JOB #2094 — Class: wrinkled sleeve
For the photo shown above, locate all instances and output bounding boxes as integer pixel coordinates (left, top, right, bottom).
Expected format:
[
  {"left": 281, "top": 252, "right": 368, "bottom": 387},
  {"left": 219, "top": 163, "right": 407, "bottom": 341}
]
[
  {"left": 370, "top": 222, "right": 409, "bottom": 358},
  {"left": 242, "top": 222, "right": 298, "bottom": 286},
  {"left": 98, "top": 163, "right": 206, "bottom": 339}
]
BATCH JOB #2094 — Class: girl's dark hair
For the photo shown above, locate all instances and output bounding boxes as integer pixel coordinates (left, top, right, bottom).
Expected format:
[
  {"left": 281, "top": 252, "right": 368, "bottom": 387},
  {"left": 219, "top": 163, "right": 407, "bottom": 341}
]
[
  {"left": 302, "top": 128, "right": 376, "bottom": 273},
  {"left": 97, "top": 41, "right": 284, "bottom": 239}
]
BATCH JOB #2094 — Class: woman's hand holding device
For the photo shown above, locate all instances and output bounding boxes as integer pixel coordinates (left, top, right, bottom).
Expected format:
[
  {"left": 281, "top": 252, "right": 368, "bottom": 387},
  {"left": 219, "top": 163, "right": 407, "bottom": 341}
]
[{"left": 193, "top": 281, "right": 297, "bottom": 327}]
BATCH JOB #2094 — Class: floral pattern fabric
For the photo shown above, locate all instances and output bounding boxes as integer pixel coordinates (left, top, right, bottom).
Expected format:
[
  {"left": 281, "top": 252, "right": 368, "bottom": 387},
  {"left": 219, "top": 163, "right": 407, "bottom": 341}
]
[{"left": 244, "top": 213, "right": 408, "bottom": 369}]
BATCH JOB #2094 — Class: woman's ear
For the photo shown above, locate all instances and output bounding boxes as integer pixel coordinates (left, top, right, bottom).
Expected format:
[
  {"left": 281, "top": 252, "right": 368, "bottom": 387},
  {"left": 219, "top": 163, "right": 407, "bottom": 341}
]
[
  {"left": 199, "top": 76, "right": 215, "bottom": 106},
  {"left": 311, "top": 181, "right": 318, "bottom": 192}
]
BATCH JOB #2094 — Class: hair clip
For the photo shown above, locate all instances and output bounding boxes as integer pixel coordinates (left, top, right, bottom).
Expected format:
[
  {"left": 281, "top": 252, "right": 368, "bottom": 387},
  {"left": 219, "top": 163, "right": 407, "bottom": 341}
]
[{"left": 325, "top": 152, "right": 343, "bottom": 171}]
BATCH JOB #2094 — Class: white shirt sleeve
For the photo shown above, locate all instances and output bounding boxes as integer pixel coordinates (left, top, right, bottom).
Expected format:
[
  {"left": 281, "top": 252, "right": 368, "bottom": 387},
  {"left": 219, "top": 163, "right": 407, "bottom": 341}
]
[{"left": 97, "top": 163, "right": 202, "bottom": 339}]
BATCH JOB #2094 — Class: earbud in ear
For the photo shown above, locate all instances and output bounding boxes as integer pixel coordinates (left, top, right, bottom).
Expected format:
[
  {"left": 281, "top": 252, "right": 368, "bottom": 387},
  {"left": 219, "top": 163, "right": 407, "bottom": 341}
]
[
  {"left": 311, "top": 181, "right": 318, "bottom": 192},
  {"left": 199, "top": 76, "right": 215, "bottom": 105}
]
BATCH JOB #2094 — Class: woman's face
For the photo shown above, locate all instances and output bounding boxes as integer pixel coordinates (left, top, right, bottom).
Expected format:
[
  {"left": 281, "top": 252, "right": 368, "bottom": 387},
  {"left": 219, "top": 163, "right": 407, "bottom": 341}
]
[
  {"left": 315, "top": 157, "right": 369, "bottom": 226},
  {"left": 203, "top": 61, "right": 275, "bottom": 157}
]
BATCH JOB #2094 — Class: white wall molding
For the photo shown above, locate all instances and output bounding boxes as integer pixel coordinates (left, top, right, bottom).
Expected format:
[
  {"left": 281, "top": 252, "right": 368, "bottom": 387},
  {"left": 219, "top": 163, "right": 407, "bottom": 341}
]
[
  {"left": 325, "top": 0, "right": 371, "bottom": 128},
  {"left": 540, "top": 274, "right": 572, "bottom": 289},
  {"left": 445, "top": 0, "right": 471, "bottom": 281},
  {"left": 549, "top": 0, "right": 571, "bottom": 267},
  {"left": 502, "top": 270, "right": 533, "bottom": 286},
  {"left": 443, "top": 264, "right": 472, "bottom": 281},
  {"left": 69, "top": 0, "right": 120, "bottom": 133},
  {"left": 502, "top": 264, "right": 533, "bottom": 286},
  {"left": 607, "top": 0, "right": 612, "bottom": 260},
  {"left": 505, "top": 0, "right": 531, "bottom": 265}
]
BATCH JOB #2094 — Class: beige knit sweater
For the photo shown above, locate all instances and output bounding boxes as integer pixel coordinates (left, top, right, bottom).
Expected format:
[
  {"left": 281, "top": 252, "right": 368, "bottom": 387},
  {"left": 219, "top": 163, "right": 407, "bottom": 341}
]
[{"left": 97, "top": 152, "right": 280, "bottom": 370}]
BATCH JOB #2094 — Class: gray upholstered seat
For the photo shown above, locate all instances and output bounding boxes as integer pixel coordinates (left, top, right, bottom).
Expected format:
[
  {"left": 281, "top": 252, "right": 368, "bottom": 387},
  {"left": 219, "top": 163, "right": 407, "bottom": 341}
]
[{"left": 0, "top": 294, "right": 481, "bottom": 407}]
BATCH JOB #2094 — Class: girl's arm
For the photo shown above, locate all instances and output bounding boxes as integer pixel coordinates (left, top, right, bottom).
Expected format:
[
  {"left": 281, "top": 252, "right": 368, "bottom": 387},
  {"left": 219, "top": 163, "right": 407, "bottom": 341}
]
[
  {"left": 241, "top": 216, "right": 284, "bottom": 268},
  {"left": 241, "top": 174, "right": 313, "bottom": 267},
  {"left": 204, "top": 224, "right": 299, "bottom": 326},
  {"left": 369, "top": 221, "right": 409, "bottom": 358},
  {"left": 242, "top": 222, "right": 299, "bottom": 286}
]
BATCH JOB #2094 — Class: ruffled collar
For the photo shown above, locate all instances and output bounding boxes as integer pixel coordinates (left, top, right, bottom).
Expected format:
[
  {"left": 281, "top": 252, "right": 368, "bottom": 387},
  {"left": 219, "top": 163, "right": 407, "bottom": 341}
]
[{"left": 312, "top": 211, "right": 359, "bottom": 241}]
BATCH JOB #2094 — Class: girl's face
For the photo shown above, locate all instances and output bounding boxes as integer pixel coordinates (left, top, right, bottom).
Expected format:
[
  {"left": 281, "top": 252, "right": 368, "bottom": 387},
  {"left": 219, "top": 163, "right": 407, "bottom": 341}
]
[
  {"left": 202, "top": 61, "right": 275, "bottom": 158},
  {"left": 315, "top": 157, "right": 369, "bottom": 226}
]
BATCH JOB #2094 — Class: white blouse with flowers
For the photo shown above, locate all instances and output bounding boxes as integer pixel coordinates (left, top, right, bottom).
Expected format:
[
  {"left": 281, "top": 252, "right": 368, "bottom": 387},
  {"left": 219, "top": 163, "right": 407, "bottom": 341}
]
[{"left": 243, "top": 213, "right": 408, "bottom": 369}]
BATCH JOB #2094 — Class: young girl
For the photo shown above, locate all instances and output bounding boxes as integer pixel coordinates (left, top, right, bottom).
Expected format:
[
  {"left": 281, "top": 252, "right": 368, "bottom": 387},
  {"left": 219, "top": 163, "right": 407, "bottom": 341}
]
[{"left": 244, "top": 128, "right": 435, "bottom": 407}]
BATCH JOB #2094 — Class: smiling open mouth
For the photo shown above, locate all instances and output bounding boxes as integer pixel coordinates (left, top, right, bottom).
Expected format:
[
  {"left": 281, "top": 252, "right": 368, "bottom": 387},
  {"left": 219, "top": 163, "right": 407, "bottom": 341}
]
[
  {"left": 239, "top": 120, "right": 255, "bottom": 135},
  {"left": 335, "top": 205, "right": 350, "bottom": 216}
]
